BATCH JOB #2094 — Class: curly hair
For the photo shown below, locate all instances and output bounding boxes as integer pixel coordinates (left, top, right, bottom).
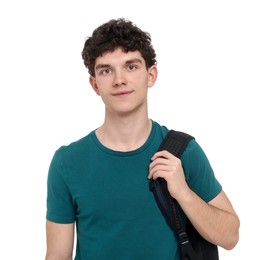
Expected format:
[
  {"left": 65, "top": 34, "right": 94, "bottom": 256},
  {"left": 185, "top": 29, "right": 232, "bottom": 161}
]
[{"left": 81, "top": 18, "right": 157, "bottom": 76}]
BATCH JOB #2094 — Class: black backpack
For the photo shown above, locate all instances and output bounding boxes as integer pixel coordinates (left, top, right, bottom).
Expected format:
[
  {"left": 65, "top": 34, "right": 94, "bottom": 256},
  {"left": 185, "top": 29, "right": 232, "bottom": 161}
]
[{"left": 149, "top": 130, "right": 219, "bottom": 260}]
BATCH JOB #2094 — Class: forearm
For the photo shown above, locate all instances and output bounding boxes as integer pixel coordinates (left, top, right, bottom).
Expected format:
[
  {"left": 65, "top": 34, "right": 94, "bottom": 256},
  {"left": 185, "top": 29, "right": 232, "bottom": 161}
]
[
  {"left": 45, "top": 252, "right": 73, "bottom": 260},
  {"left": 176, "top": 189, "right": 240, "bottom": 250},
  {"left": 45, "top": 221, "right": 74, "bottom": 260},
  {"left": 148, "top": 150, "right": 240, "bottom": 249}
]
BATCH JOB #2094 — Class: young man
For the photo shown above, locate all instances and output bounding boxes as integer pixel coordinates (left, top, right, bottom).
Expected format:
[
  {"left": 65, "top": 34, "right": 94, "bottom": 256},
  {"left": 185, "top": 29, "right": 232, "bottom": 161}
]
[{"left": 45, "top": 18, "right": 240, "bottom": 259}]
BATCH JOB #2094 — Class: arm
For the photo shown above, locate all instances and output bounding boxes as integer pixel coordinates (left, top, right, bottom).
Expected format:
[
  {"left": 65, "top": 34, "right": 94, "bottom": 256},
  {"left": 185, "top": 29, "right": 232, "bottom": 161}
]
[
  {"left": 176, "top": 188, "right": 239, "bottom": 250},
  {"left": 45, "top": 220, "right": 75, "bottom": 260},
  {"left": 149, "top": 150, "right": 240, "bottom": 250}
]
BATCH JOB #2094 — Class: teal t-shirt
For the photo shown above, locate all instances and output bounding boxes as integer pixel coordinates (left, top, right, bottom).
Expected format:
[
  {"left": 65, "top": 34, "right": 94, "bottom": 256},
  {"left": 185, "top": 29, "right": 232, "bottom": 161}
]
[{"left": 46, "top": 120, "right": 222, "bottom": 260}]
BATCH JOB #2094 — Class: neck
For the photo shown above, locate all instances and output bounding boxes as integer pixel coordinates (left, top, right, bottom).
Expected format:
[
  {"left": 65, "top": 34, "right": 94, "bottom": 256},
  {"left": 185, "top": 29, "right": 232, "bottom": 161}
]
[{"left": 96, "top": 112, "right": 152, "bottom": 151}]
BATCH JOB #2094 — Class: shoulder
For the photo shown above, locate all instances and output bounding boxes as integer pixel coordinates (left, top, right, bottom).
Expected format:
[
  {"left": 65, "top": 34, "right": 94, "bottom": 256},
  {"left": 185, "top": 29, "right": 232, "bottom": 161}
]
[
  {"left": 182, "top": 137, "right": 208, "bottom": 163},
  {"left": 151, "top": 120, "right": 169, "bottom": 138},
  {"left": 158, "top": 127, "right": 211, "bottom": 171},
  {"left": 53, "top": 132, "right": 93, "bottom": 163}
]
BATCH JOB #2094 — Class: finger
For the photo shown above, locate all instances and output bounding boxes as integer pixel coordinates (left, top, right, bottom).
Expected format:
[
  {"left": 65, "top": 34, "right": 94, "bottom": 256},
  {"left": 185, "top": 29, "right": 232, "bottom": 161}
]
[
  {"left": 151, "top": 150, "right": 175, "bottom": 161},
  {"left": 148, "top": 165, "right": 170, "bottom": 179},
  {"left": 149, "top": 157, "right": 170, "bottom": 170}
]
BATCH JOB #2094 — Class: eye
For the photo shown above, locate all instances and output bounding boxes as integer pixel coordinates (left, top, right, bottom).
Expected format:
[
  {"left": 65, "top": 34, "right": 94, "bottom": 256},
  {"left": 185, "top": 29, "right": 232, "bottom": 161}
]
[
  {"left": 127, "top": 64, "right": 138, "bottom": 71},
  {"left": 99, "top": 68, "right": 112, "bottom": 75}
]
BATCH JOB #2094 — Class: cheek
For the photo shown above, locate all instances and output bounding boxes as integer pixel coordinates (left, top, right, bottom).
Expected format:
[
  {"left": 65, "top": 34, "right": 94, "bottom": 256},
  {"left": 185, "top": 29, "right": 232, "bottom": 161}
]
[
  {"left": 93, "top": 79, "right": 111, "bottom": 95},
  {"left": 96, "top": 77, "right": 113, "bottom": 88}
]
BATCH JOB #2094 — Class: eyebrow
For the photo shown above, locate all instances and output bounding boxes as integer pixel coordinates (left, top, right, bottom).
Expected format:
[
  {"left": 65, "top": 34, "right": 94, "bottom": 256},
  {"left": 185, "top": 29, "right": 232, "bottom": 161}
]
[
  {"left": 95, "top": 64, "right": 111, "bottom": 71},
  {"left": 95, "top": 58, "right": 143, "bottom": 71},
  {"left": 125, "top": 58, "right": 143, "bottom": 65}
]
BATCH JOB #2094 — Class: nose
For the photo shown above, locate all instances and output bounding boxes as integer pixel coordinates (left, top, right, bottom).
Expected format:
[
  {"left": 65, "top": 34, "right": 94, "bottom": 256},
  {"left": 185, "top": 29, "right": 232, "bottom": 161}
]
[{"left": 113, "top": 69, "right": 127, "bottom": 87}]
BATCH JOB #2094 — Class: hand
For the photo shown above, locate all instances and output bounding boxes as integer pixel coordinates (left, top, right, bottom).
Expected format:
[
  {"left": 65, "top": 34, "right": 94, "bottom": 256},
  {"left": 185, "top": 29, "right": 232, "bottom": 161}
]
[{"left": 148, "top": 150, "right": 189, "bottom": 199}]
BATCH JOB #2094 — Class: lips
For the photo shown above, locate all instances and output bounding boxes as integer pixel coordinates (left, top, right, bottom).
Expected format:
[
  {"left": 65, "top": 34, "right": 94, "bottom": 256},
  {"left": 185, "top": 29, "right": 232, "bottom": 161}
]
[{"left": 112, "top": 90, "right": 134, "bottom": 96}]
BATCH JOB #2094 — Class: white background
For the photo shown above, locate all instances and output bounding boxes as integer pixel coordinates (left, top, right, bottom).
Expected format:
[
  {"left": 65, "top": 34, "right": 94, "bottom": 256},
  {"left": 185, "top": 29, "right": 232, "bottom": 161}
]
[{"left": 0, "top": 0, "right": 271, "bottom": 259}]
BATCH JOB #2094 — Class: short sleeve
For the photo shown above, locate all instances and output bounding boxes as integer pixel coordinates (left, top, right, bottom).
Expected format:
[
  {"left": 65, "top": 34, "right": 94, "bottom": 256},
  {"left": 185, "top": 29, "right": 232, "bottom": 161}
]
[
  {"left": 181, "top": 139, "right": 222, "bottom": 202},
  {"left": 46, "top": 149, "right": 76, "bottom": 223}
]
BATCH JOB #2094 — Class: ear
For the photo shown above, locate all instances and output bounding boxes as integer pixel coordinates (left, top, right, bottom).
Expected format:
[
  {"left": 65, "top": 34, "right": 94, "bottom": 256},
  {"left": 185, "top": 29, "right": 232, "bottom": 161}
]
[
  {"left": 147, "top": 65, "right": 158, "bottom": 88},
  {"left": 89, "top": 76, "right": 100, "bottom": 96}
]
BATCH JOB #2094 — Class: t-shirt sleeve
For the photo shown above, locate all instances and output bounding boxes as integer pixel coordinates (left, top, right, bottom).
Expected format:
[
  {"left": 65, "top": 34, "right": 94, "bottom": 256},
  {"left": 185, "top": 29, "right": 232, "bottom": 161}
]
[
  {"left": 181, "top": 139, "right": 222, "bottom": 202},
  {"left": 46, "top": 148, "right": 76, "bottom": 223}
]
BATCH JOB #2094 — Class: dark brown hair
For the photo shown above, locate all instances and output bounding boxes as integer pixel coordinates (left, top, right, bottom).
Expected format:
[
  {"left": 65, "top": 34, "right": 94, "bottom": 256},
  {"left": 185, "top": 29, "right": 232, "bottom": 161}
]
[{"left": 81, "top": 18, "right": 157, "bottom": 76}]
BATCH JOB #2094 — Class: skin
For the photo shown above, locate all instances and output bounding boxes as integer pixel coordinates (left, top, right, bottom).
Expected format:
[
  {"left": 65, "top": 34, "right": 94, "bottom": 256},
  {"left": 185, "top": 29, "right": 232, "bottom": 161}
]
[
  {"left": 149, "top": 151, "right": 240, "bottom": 249},
  {"left": 45, "top": 48, "right": 240, "bottom": 259},
  {"left": 45, "top": 222, "right": 74, "bottom": 260}
]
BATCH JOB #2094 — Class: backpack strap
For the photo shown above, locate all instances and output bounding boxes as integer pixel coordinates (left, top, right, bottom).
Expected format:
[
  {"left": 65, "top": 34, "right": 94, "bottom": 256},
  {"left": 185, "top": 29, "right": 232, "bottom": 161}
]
[
  {"left": 157, "top": 130, "right": 194, "bottom": 158},
  {"left": 149, "top": 130, "right": 197, "bottom": 259}
]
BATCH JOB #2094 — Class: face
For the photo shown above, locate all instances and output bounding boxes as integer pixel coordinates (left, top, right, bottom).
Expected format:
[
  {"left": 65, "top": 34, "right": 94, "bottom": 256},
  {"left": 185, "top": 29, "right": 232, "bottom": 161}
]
[{"left": 89, "top": 48, "right": 157, "bottom": 116}]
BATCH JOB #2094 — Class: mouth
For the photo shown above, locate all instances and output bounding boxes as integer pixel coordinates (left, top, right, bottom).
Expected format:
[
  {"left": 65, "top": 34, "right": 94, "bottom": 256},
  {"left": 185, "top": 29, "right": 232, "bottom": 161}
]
[{"left": 112, "top": 90, "right": 134, "bottom": 96}]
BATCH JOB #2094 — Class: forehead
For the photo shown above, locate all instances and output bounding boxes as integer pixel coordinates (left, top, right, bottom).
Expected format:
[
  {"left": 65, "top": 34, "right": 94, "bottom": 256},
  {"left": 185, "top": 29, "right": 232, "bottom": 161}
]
[{"left": 95, "top": 48, "right": 144, "bottom": 66}]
